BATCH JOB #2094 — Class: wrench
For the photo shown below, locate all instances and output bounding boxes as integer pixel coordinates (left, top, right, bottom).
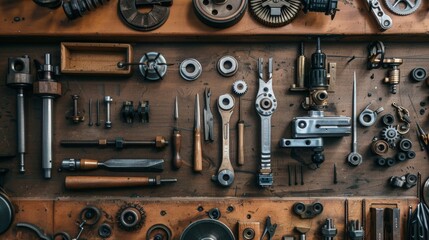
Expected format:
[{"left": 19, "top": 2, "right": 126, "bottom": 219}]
[{"left": 347, "top": 71, "right": 363, "bottom": 166}]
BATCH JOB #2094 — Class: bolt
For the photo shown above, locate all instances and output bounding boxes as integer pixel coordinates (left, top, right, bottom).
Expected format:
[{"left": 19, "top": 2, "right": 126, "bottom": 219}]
[
  {"left": 88, "top": 98, "right": 93, "bottom": 126},
  {"left": 104, "top": 96, "right": 113, "bottom": 129},
  {"left": 71, "top": 95, "right": 82, "bottom": 123}
]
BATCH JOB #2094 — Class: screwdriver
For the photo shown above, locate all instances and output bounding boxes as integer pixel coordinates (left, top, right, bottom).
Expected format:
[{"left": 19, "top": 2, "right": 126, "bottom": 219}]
[
  {"left": 173, "top": 96, "right": 183, "bottom": 169},
  {"left": 65, "top": 175, "right": 177, "bottom": 190},
  {"left": 60, "top": 136, "right": 169, "bottom": 149},
  {"left": 60, "top": 158, "right": 164, "bottom": 172},
  {"left": 194, "top": 93, "right": 203, "bottom": 172}
]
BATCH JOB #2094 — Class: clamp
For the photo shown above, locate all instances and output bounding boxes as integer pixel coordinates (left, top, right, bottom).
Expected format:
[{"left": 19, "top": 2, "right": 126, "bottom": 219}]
[{"left": 261, "top": 216, "right": 277, "bottom": 240}]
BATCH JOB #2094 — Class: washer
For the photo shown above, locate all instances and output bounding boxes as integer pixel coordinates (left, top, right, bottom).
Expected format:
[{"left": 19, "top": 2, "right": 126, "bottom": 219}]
[
  {"left": 217, "top": 56, "right": 238, "bottom": 77},
  {"left": 180, "top": 59, "right": 202, "bottom": 81},
  {"left": 218, "top": 94, "right": 235, "bottom": 110},
  {"left": 139, "top": 52, "right": 168, "bottom": 81}
]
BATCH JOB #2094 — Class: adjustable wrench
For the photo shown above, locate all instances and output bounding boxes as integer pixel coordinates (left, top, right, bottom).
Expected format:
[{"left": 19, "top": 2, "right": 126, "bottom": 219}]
[{"left": 212, "top": 94, "right": 235, "bottom": 187}]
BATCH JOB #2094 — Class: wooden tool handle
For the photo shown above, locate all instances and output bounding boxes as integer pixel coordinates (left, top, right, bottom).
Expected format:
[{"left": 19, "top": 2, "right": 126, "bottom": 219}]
[
  {"left": 194, "top": 128, "right": 203, "bottom": 172},
  {"left": 173, "top": 130, "right": 183, "bottom": 169},
  {"left": 79, "top": 159, "right": 99, "bottom": 170},
  {"left": 237, "top": 121, "right": 245, "bottom": 166},
  {"left": 65, "top": 176, "right": 150, "bottom": 190}
]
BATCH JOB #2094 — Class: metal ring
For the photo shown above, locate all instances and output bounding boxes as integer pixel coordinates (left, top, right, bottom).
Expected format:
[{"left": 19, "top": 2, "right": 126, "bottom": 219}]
[
  {"left": 216, "top": 169, "right": 235, "bottom": 187},
  {"left": 218, "top": 94, "right": 235, "bottom": 110},
  {"left": 146, "top": 224, "right": 172, "bottom": 240},
  {"left": 217, "top": 56, "right": 238, "bottom": 77},
  {"left": 180, "top": 58, "right": 202, "bottom": 81},
  {"left": 381, "top": 114, "right": 395, "bottom": 126},
  {"left": 243, "top": 228, "right": 255, "bottom": 240},
  {"left": 359, "top": 110, "right": 376, "bottom": 127},
  {"left": 79, "top": 206, "right": 101, "bottom": 226},
  {"left": 410, "top": 68, "right": 427, "bottom": 82}
]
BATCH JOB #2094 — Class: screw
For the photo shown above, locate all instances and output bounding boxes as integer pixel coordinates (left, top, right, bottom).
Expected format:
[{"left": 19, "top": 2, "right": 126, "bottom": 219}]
[
  {"left": 104, "top": 96, "right": 113, "bottom": 129},
  {"left": 88, "top": 98, "right": 93, "bottom": 126},
  {"left": 96, "top": 99, "right": 100, "bottom": 126}
]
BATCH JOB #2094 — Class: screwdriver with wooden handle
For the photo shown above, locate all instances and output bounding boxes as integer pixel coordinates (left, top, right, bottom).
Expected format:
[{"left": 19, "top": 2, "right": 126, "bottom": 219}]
[
  {"left": 237, "top": 97, "right": 245, "bottom": 166},
  {"left": 194, "top": 93, "right": 203, "bottom": 172},
  {"left": 60, "top": 158, "right": 164, "bottom": 172},
  {"left": 65, "top": 176, "right": 177, "bottom": 190},
  {"left": 173, "top": 96, "right": 183, "bottom": 169}
]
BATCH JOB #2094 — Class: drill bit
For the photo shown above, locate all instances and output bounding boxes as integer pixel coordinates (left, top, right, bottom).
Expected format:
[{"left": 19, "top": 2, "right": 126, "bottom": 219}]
[
  {"left": 173, "top": 96, "right": 183, "bottom": 169},
  {"left": 194, "top": 93, "right": 203, "bottom": 172},
  {"left": 60, "top": 158, "right": 164, "bottom": 172}
]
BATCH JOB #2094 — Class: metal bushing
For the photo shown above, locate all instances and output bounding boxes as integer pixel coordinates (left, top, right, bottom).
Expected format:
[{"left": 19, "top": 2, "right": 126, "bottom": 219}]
[
  {"left": 98, "top": 223, "right": 112, "bottom": 238},
  {"left": 376, "top": 157, "right": 386, "bottom": 166},
  {"left": 396, "top": 152, "right": 407, "bottom": 162},
  {"left": 381, "top": 114, "right": 395, "bottom": 126},
  {"left": 399, "top": 138, "right": 412, "bottom": 152},
  {"left": 193, "top": 0, "right": 247, "bottom": 28},
  {"left": 80, "top": 206, "right": 101, "bottom": 226},
  {"left": 33, "top": 81, "right": 62, "bottom": 96},
  {"left": 139, "top": 52, "right": 167, "bottom": 81},
  {"left": 371, "top": 139, "right": 389, "bottom": 156},
  {"left": 179, "top": 58, "right": 202, "bottom": 81},
  {"left": 386, "top": 157, "right": 396, "bottom": 167},
  {"left": 217, "top": 56, "right": 238, "bottom": 77},
  {"left": 359, "top": 105, "right": 383, "bottom": 127},
  {"left": 407, "top": 151, "right": 416, "bottom": 159},
  {"left": 410, "top": 67, "right": 427, "bottom": 82}
]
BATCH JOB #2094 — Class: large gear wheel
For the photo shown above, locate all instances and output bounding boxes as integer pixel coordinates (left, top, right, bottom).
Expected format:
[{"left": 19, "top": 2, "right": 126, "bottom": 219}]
[
  {"left": 249, "top": 0, "right": 301, "bottom": 27},
  {"left": 384, "top": 0, "right": 421, "bottom": 15},
  {"left": 116, "top": 203, "right": 146, "bottom": 232},
  {"left": 381, "top": 126, "right": 400, "bottom": 146}
]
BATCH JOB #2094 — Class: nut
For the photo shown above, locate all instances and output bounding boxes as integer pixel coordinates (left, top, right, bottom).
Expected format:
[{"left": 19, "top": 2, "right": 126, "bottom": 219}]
[{"left": 33, "top": 81, "right": 62, "bottom": 96}]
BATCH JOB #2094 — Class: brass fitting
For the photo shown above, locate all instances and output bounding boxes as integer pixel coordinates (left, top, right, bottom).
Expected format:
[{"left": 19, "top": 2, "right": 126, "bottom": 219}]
[
  {"left": 382, "top": 58, "right": 403, "bottom": 94},
  {"left": 371, "top": 138, "right": 389, "bottom": 156},
  {"left": 155, "top": 136, "right": 168, "bottom": 148}
]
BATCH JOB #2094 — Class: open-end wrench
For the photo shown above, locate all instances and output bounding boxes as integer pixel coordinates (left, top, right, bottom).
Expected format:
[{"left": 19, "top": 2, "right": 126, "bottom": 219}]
[
  {"left": 212, "top": 94, "right": 235, "bottom": 187},
  {"left": 347, "top": 71, "right": 363, "bottom": 166}
]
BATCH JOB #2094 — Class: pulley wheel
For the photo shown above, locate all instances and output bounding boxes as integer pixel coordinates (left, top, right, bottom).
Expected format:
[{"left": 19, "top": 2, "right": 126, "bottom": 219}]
[
  {"left": 193, "top": 0, "right": 247, "bottom": 28},
  {"left": 118, "top": 0, "right": 171, "bottom": 31},
  {"left": 180, "top": 219, "right": 235, "bottom": 240},
  {"left": 0, "top": 191, "right": 13, "bottom": 234},
  {"left": 249, "top": 0, "right": 301, "bottom": 27}
]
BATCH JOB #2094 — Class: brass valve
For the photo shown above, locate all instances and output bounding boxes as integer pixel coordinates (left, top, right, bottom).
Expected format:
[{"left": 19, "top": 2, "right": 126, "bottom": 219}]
[{"left": 382, "top": 58, "right": 403, "bottom": 94}]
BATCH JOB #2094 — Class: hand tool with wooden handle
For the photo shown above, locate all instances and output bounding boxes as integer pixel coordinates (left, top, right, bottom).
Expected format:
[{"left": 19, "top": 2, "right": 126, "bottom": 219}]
[
  {"left": 194, "top": 93, "right": 203, "bottom": 172},
  {"left": 173, "top": 96, "right": 183, "bottom": 169},
  {"left": 65, "top": 176, "right": 177, "bottom": 190},
  {"left": 60, "top": 158, "right": 164, "bottom": 172},
  {"left": 237, "top": 98, "right": 245, "bottom": 166}
]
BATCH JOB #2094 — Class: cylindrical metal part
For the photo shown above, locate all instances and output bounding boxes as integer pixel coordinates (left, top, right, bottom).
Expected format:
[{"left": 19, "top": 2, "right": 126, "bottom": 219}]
[
  {"left": 65, "top": 176, "right": 151, "bottom": 189},
  {"left": 297, "top": 55, "right": 306, "bottom": 88},
  {"left": 17, "top": 89, "right": 25, "bottom": 173},
  {"left": 104, "top": 96, "right": 112, "bottom": 129},
  {"left": 42, "top": 97, "right": 53, "bottom": 179}
]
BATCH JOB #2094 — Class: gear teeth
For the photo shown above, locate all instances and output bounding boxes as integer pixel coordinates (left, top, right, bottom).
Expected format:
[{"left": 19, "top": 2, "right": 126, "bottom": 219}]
[
  {"left": 249, "top": 0, "right": 301, "bottom": 27},
  {"left": 232, "top": 80, "right": 248, "bottom": 96},
  {"left": 384, "top": 0, "right": 421, "bottom": 15},
  {"left": 381, "top": 126, "right": 400, "bottom": 147}
]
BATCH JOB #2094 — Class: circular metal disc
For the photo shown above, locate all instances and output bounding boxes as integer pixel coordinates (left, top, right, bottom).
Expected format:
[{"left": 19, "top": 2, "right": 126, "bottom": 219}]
[
  {"left": 193, "top": 0, "right": 248, "bottom": 28},
  {"left": 139, "top": 52, "right": 168, "bottom": 81},
  {"left": 118, "top": 0, "right": 170, "bottom": 31},
  {"left": 0, "top": 192, "right": 13, "bottom": 234},
  {"left": 384, "top": 0, "right": 421, "bottom": 15},
  {"left": 180, "top": 219, "right": 235, "bottom": 240},
  {"left": 249, "top": 0, "right": 301, "bottom": 27}
]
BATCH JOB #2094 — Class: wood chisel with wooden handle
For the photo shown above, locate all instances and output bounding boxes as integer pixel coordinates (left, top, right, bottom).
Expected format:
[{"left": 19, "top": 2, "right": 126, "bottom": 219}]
[
  {"left": 60, "top": 158, "right": 164, "bottom": 172},
  {"left": 65, "top": 176, "right": 177, "bottom": 190}
]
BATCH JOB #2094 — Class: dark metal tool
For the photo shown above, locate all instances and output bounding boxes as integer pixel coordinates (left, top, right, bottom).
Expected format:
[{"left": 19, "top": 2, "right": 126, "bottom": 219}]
[
  {"left": 60, "top": 136, "right": 168, "bottom": 149},
  {"left": 261, "top": 216, "right": 277, "bottom": 240},
  {"left": 370, "top": 208, "right": 384, "bottom": 240},
  {"left": 408, "top": 202, "right": 429, "bottom": 240},
  {"left": 65, "top": 175, "right": 177, "bottom": 190},
  {"left": 173, "top": 96, "right": 183, "bottom": 169},
  {"left": 385, "top": 208, "right": 400, "bottom": 240},
  {"left": 204, "top": 88, "right": 214, "bottom": 142},
  {"left": 60, "top": 158, "right": 164, "bottom": 172}
]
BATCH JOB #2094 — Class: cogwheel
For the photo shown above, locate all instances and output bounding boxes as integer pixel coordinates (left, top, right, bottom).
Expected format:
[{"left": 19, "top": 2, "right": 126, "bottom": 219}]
[
  {"left": 381, "top": 126, "right": 400, "bottom": 146},
  {"left": 249, "top": 0, "right": 301, "bottom": 27},
  {"left": 116, "top": 203, "right": 146, "bottom": 232},
  {"left": 232, "top": 80, "right": 248, "bottom": 95},
  {"left": 384, "top": 0, "right": 421, "bottom": 15}
]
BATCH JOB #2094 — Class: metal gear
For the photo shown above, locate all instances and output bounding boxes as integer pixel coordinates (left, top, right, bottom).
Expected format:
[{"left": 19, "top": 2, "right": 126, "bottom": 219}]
[
  {"left": 232, "top": 80, "right": 248, "bottom": 95},
  {"left": 381, "top": 126, "right": 400, "bottom": 146},
  {"left": 384, "top": 0, "right": 421, "bottom": 15},
  {"left": 249, "top": 0, "right": 301, "bottom": 27},
  {"left": 116, "top": 203, "right": 146, "bottom": 232}
]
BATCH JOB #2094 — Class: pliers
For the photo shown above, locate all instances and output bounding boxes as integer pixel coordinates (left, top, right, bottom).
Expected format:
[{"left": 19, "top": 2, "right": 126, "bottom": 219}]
[
  {"left": 261, "top": 216, "right": 277, "bottom": 240},
  {"left": 204, "top": 88, "right": 214, "bottom": 142}
]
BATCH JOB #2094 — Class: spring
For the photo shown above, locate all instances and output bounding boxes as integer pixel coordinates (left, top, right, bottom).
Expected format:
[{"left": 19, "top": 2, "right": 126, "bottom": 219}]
[{"left": 63, "top": 0, "right": 109, "bottom": 20}]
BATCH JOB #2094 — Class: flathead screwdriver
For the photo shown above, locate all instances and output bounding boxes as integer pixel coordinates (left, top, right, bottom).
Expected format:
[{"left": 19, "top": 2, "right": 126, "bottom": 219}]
[{"left": 173, "top": 96, "right": 183, "bottom": 169}]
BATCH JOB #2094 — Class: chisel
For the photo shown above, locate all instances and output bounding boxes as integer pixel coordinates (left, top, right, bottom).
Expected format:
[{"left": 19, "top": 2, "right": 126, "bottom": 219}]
[
  {"left": 173, "top": 96, "right": 183, "bottom": 169},
  {"left": 194, "top": 93, "right": 203, "bottom": 172},
  {"left": 60, "top": 158, "right": 164, "bottom": 172},
  {"left": 65, "top": 176, "right": 177, "bottom": 190}
]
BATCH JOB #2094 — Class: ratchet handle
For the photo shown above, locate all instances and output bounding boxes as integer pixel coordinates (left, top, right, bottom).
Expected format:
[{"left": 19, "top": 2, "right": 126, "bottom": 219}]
[
  {"left": 237, "top": 121, "right": 245, "bottom": 166},
  {"left": 194, "top": 128, "right": 203, "bottom": 172},
  {"left": 173, "top": 130, "right": 183, "bottom": 169}
]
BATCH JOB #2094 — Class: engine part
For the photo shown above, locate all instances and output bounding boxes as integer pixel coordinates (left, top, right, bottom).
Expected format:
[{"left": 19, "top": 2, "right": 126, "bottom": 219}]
[
  {"left": 98, "top": 223, "right": 112, "bottom": 238},
  {"left": 370, "top": 208, "right": 384, "bottom": 240},
  {"left": 389, "top": 173, "right": 417, "bottom": 189},
  {"left": 381, "top": 114, "right": 395, "bottom": 126},
  {"left": 381, "top": 125, "right": 400, "bottom": 146},
  {"left": 385, "top": 208, "right": 400, "bottom": 240},
  {"left": 80, "top": 206, "right": 101, "bottom": 226},
  {"left": 34, "top": 53, "right": 62, "bottom": 179},
  {"left": 348, "top": 220, "right": 364, "bottom": 240},
  {"left": 65, "top": 175, "right": 177, "bottom": 190},
  {"left": 396, "top": 152, "right": 406, "bottom": 162},
  {"left": 261, "top": 216, "right": 277, "bottom": 240},
  {"left": 365, "top": 0, "right": 392, "bottom": 31},
  {"left": 60, "top": 135, "right": 169, "bottom": 149},
  {"left": 302, "top": 0, "right": 338, "bottom": 19},
  {"left": 60, "top": 158, "right": 164, "bottom": 172},
  {"left": 88, "top": 99, "right": 93, "bottom": 126},
  {"left": 293, "top": 202, "right": 324, "bottom": 219},
  {"left": 208, "top": 208, "right": 221, "bottom": 220},
  {"left": 121, "top": 101, "right": 134, "bottom": 124},
  {"left": 376, "top": 157, "right": 386, "bottom": 166},
  {"left": 290, "top": 42, "right": 307, "bottom": 92},
  {"left": 294, "top": 226, "right": 310, "bottom": 240},
  {"left": 232, "top": 80, "right": 248, "bottom": 95},
  {"left": 217, "top": 56, "right": 238, "bottom": 77},
  {"left": 348, "top": 72, "right": 363, "bottom": 166},
  {"left": 359, "top": 103, "right": 384, "bottom": 127},
  {"left": 0, "top": 172, "right": 13, "bottom": 234},
  {"left": 180, "top": 58, "right": 202, "bottom": 81},
  {"left": 180, "top": 219, "right": 235, "bottom": 240},
  {"left": 146, "top": 224, "right": 172, "bottom": 240},
  {"left": 139, "top": 52, "right": 168, "bottom": 81},
  {"left": 193, "top": 0, "right": 247, "bottom": 28},
  {"left": 67, "top": 94, "right": 85, "bottom": 123},
  {"left": 117, "top": 203, "right": 146, "bottom": 232},
  {"left": 104, "top": 96, "right": 113, "bottom": 128},
  {"left": 410, "top": 68, "right": 427, "bottom": 82},
  {"left": 407, "top": 150, "right": 416, "bottom": 159},
  {"left": 212, "top": 94, "right": 235, "bottom": 187},
  {"left": 399, "top": 138, "right": 412, "bottom": 151},
  {"left": 6, "top": 56, "right": 33, "bottom": 173},
  {"left": 118, "top": 0, "right": 172, "bottom": 31},
  {"left": 194, "top": 93, "right": 203, "bottom": 172},
  {"left": 137, "top": 101, "right": 150, "bottom": 123},
  {"left": 321, "top": 218, "right": 337, "bottom": 240},
  {"left": 63, "top": 0, "right": 110, "bottom": 20},
  {"left": 385, "top": 0, "right": 421, "bottom": 15},
  {"left": 371, "top": 138, "right": 389, "bottom": 155},
  {"left": 423, "top": 177, "right": 429, "bottom": 208},
  {"left": 204, "top": 88, "right": 214, "bottom": 142},
  {"left": 255, "top": 58, "right": 277, "bottom": 187},
  {"left": 249, "top": 0, "right": 301, "bottom": 27},
  {"left": 173, "top": 96, "right": 183, "bottom": 169}
]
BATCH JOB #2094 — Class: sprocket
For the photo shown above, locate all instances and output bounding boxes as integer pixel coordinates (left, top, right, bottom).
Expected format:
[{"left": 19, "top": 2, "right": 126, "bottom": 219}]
[
  {"left": 381, "top": 126, "right": 400, "bottom": 146},
  {"left": 384, "top": 0, "right": 421, "bottom": 15}
]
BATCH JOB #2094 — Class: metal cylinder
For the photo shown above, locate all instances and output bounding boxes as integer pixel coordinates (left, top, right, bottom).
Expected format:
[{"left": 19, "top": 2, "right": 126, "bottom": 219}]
[
  {"left": 17, "top": 89, "right": 25, "bottom": 173},
  {"left": 42, "top": 97, "right": 53, "bottom": 179}
]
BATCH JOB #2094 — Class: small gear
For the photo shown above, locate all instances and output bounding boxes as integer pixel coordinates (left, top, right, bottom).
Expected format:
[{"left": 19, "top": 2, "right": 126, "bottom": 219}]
[
  {"left": 381, "top": 126, "right": 400, "bottom": 146},
  {"left": 232, "top": 80, "right": 248, "bottom": 95},
  {"left": 116, "top": 203, "right": 146, "bottom": 232},
  {"left": 384, "top": 0, "right": 421, "bottom": 15}
]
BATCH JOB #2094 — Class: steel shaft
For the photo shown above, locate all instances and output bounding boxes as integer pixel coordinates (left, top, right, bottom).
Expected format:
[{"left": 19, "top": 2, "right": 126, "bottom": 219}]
[
  {"left": 42, "top": 97, "right": 53, "bottom": 179},
  {"left": 16, "top": 89, "right": 25, "bottom": 173}
]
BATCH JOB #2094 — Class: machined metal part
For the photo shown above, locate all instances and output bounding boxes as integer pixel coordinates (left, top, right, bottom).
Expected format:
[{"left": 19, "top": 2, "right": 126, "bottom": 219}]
[
  {"left": 396, "top": 152, "right": 407, "bottom": 162},
  {"left": 367, "top": 41, "right": 386, "bottom": 69},
  {"left": 204, "top": 88, "right": 214, "bottom": 142},
  {"left": 139, "top": 52, "right": 168, "bottom": 81},
  {"left": 410, "top": 67, "right": 427, "bottom": 82},
  {"left": 255, "top": 58, "right": 277, "bottom": 187},
  {"left": 371, "top": 138, "right": 389, "bottom": 155},
  {"left": 104, "top": 96, "right": 113, "bottom": 129},
  {"left": 321, "top": 218, "right": 337, "bottom": 240},
  {"left": 146, "top": 224, "right": 172, "bottom": 240},
  {"left": 384, "top": 0, "right": 421, "bottom": 15},
  {"left": 121, "top": 101, "right": 134, "bottom": 123},
  {"left": 6, "top": 55, "right": 33, "bottom": 174},
  {"left": 280, "top": 138, "right": 323, "bottom": 148},
  {"left": 376, "top": 157, "right": 386, "bottom": 166},
  {"left": 67, "top": 94, "right": 85, "bottom": 123},
  {"left": 348, "top": 220, "right": 364, "bottom": 240},
  {"left": 423, "top": 177, "right": 429, "bottom": 208},
  {"left": 98, "top": 223, "right": 112, "bottom": 238},
  {"left": 208, "top": 208, "right": 221, "bottom": 220},
  {"left": 88, "top": 98, "right": 93, "bottom": 126},
  {"left": 0, "top": 190, "right": 13, "bottom": 234},
  {"left": 383, "top": 58, "right": 403, "bottom": 94},
  {"left": 117, "top": 203, "right": 146, "bottom": 231},
  {"left": 33, "top": 53, "right": 61, "bottom": 179},
  {"left": 399, "top": 138, "right": 412, "bottom": 151},
  {"left": 118, "top": 0, "right": 172, "bottom": 31},
  {"left": 180, "top": 219, "right": 235, "bottom": 240},
  {"left": 386, "top": 157, "right": 395, "bottom": 167},
  {"left": 217, "top": 56, "right": 238, "bottom": 77},
  {"left": 63, "top": 0, "right": 110, "bottom": 20},
  {"left": 294, "top": 226, "right": 310, "bottom": 240},
  {"left": 60, "top": 136, "right": 169, "bottom": 149},
  {"left": 407, "top": 150, "right": 416, "bottom": 159},
  {"left": 291, "top": 111, "right": 351, "bottom": 138},
  {"left": 392, "top": 102, "right": 411, "bottom": 124},
  {"left": 381, "top": 125, "right": 400, "bottom": 146},
  {"left": 212, "top": 94, "right": 235, "bottom": 187},
  {"left": 243, "top": 228, "right": 255, "bottom": 240},
  {"left": 80, "top": 206, "right": 101, "bottom": 226},
  {"left": 180, "top": 58, "right": 202, "bottom": 81},
  {"left": 302, "top": 0, "right": 338, "bottom": 19},
  {"left": 366, "top": 0, "right": 393, "bottom": 31},
  {"left": 290, "top": 42, "right": 307, "bottom": 92},
  {"left": 348, "top": 72, "right": 363, "bottom": 166},
  {"left": 249, "top": 0, "right": 301, "bottom": 27},
  {"left": 60, "top": 158, "right": 164, "bottom": 172},
  {"left": 293, "top": 202, "right": 324, "bottom": 219},
  {"left": 381, "top": 114, "right": 395, "bottom": 126},
  {"left": 232, "top": 80, "right": 248, "bottom": 95},
  {"left": 359, "top": 103, "right": 384, "bottom": 127},
  {"left": 96, "top": 99, "right": 101, "bottom": 126},
  {"left": 193, "top": 0, "right": 247, "bottom": 28},
  {"left": 390, "top": 173, "right": 417, "bottom": 188},
  {"left": 137, "top": 101, "right": 150, "bottom": 123},
  {"left": 370, "top": 208, "right": 384, "bottom": 240}
]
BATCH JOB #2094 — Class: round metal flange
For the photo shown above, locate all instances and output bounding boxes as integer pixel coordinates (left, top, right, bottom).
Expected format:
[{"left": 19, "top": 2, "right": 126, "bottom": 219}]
[
  {"left": 118, "top": 0, "right": 171, "bottom": 31},
  {"left": 249, "top": 0, "right": 301, "bottom": 27},
  {"left": 146, "top": 224, "right": 172, "bottom": 240},
  {"left": 116, "top": 203, "right": 146, "bottom": 232},
  {"left": 0, "top": 191, "right": 13, "bottom": 234},
  {"left": 139, "top": 52, "right": 168, "bottom": 81},
  {"left": 180, "top": 59, "right": 202, "bottom": 81},
  {"left": 216, "top": 169, "right": 235, "bottom": 187},
  {"left": 218, "top": 94, "right": 235, "bottom": 110},
  {"left": 180, "top": 219, "right": 235, "bottom": 240},
  {"left": 193, "top": 0, "right": 247, "bottom": 28},
  {"left": 384, "top": 0, "right": 421, "bottom": 15},
  {"left": 217, "top": 56, "right": 238, "bottom": 77},
  {"left": 359, "top": 109, "right": 377, "bottom": 127}
]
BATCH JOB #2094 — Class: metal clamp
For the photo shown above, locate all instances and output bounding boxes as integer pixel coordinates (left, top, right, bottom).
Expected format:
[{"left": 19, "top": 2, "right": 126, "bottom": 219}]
[
  {"left": 366, "top": 0, "right": 393, "bottom": 31},
  {"left": 359, "top": 103, "right": 384, "bottom": 127}
]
